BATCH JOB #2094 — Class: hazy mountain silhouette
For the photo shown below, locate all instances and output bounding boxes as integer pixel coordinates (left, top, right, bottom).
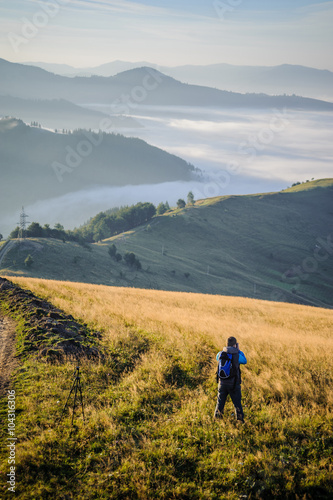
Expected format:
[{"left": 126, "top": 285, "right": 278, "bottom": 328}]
[
  {"left": 24, "top": 60, "right": 154, "bottom": 77},
  {"left": 165, "top": 63, "right": 333, "bottom": 102},
  {"left": 2, "top": 59, "right": 333, "bottom": 110},
  {"left": 23, "top": 60, "right": 333, "bottom": 101},
  {"left": 0, "top": 96, "right": 140, "bottom": 130}
]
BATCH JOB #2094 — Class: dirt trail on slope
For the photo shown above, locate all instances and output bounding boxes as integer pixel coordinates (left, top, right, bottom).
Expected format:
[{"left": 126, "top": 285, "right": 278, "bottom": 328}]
[
  {"left": 0, "top": 315, "right": 17, "bottom": 396},
  {"left": 0, "top": 240, "right": 17, "bottom": 268}
]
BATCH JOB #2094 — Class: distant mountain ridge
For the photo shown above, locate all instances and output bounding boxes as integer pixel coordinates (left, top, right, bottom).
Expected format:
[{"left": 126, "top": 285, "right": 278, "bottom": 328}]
[
  {"left": 23, "top": 60, "right": 333, "bottom": 101},
  {"left": 1, "top": 59, "right": 333, "bottom": 110},
  {"left": 23, "top": 60, "right": 154, "bottom": 77},
  {"left": 166, "top": 63, "right": 333, "bottom": 102}
]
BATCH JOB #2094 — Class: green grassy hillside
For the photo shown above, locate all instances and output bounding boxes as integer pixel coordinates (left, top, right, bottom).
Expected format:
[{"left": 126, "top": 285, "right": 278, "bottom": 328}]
[
  {"left": 1, "top": 179, "right": 333, "bottom": 308},
  {"left": 282, "top": 178, "right": 333, "bottom": 192}
]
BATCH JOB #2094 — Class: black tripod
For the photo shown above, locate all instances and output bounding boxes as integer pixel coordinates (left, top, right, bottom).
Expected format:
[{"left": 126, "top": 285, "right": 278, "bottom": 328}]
[{"left": 58, "top": 362, "right": 85, "bottom": 435}]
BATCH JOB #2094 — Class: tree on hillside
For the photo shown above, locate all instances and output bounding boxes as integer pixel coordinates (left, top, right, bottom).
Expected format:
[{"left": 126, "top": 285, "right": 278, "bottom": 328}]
[
  {"left": 108, "top": 244, "right": 122, "bottom": 261},
  {"left": 24, "top": 254, "right": 34, "bottom": 268},
  {"left": 93, "top": 216, "right": 109, "bottom": 242},
  {"left": 187, "top": 191, "right": 195, "bottom": 206},
  {"left": 177, "top": 199, "right": 186, "bottom": 209},
  {"left": 134, "top": 259, "right": 142, "bottom": 270},
  {"left": 124, "top": 252, "right": 141, "bottom": 270},
  {"left": 157, "top": 201, "right": 171, "bottom": 215},
  {"left": 79, "top": 202, "right": 157, "bottom": 243},
  {"left": 27, "top": 222, "right": 43, "bottom": 238},
  {"left": 124, "top": 252, "right": 136, "bottom": 267},
  {"left": 43, "top": 224, "right": 51, "bottom": 237},
  {"left": 0, "top": 234, "right": 2, "bottom": 242},
  {"left": 108, "top": 244, "right": 117, "bottom": 258},
  {"left": 53, "top": 223, "right": 66, "bottom": 241},
  {"left": 115, "top": 253, "right": 122, "bottom": 262},
  {"left": 157, "top": 202, "right": 167, "bottom": 215},
  {"left": 9, "top": 227, "right": 19, "bottom": 239}
]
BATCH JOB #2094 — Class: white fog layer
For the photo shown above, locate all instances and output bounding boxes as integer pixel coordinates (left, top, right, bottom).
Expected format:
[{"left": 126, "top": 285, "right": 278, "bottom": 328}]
[{"left": 1, "top": 105, "right": 332, "bottom": 237}]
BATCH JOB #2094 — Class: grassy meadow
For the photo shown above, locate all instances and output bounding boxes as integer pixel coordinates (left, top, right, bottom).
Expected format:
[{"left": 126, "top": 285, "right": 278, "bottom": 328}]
[{"left": 1, "top": 276, "right": 333, "bottom": 499}]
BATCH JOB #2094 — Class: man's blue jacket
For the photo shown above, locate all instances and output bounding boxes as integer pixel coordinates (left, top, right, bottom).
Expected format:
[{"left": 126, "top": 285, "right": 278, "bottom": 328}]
[{"left": 216, "top": 348, "right": 247, "bottom": 364}]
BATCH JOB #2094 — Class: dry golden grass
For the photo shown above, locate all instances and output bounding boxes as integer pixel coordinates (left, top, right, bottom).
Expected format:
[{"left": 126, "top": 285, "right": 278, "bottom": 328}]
[
  {"left": 8, "top": 276, "right": 333, "bottom": 346},
  {"left": 2, "top": 276, "right": 333, "bottom": 499},
  {"left": 7, "top": 276, "right": 333, "bottom": 414}
]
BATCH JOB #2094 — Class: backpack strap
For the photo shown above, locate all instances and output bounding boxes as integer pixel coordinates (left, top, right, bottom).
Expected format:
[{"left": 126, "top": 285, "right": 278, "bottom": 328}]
[{"left": 232, "top": 352, "right": 239, "bottom": 389}]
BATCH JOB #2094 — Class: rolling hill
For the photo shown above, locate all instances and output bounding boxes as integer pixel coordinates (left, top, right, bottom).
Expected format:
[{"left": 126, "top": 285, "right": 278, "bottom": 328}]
[
  {"left": 1, "top": 179, "right": 332, "bottom": 308},
  {"left": 1, "top": 59, "right": 333, "bottom": 110},
  {"left": 0, "top": 117, "right": 197, "bottom": 215}
]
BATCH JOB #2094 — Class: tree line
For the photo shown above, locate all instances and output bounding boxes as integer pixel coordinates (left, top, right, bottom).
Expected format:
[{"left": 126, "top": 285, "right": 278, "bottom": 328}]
[
  {"left": 79, "top": 202, "right": 157, "bottom": 242},
  {"left": 9, "top": 193, "right": 195, "bottom": 244}
]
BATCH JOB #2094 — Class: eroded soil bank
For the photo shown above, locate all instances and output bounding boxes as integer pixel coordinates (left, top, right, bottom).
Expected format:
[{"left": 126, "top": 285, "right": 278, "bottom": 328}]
[{"left": 0, "top": 277, "right": 102, "bottom": 363}]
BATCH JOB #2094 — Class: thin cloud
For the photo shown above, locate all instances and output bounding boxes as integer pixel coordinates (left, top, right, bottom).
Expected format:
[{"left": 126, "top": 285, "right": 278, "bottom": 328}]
[
  {"left": 26, "top": 0, "right": 209, "bottom": 21},
  {"left": 1, "top": 0, "right": 333, "bottom": 68}
]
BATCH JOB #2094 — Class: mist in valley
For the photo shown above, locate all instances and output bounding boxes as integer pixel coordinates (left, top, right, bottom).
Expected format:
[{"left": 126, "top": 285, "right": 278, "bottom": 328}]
[
  {"left": 1, "top": 102, "right": 332, "bottom": 238},
  {"left": 124, "top": 106, "right": 333, "bottom": 180}
]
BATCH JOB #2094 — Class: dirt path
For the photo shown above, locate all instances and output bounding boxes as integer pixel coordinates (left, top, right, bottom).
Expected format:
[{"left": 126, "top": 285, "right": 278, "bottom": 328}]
[{"left": 0, "top": 315, "right": 17, "bottom": 396}]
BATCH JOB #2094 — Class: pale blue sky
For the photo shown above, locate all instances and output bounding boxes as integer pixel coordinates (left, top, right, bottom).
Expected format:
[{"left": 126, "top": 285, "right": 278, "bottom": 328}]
[{"left": 0, "top": 0, "right": 332, "bottom": 69}]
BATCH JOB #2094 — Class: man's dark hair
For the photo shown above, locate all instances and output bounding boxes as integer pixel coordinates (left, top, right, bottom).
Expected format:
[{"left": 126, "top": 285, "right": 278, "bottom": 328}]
[{"left": 227, "top": 336, "right": 237, "bottom": 347}]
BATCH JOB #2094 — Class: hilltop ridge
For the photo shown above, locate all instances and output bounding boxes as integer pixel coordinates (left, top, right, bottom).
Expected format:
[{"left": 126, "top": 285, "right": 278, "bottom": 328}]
[{"left": 1, "top": 180, "right": 332, "bottom": 308}]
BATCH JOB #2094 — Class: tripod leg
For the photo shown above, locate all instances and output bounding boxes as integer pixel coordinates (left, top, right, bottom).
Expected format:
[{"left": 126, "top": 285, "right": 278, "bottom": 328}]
[
  {"left": 71, "top": 378, "right": 79, "bottom": 428},
  {"left": 58, "top": 366, "right": 85, "bottom": 434},
  {"left": 78, "top": 377, "right": 85, "bottom": 422},
  {"left": 58, "top": 382, "right": 76, "bottom": 424}
]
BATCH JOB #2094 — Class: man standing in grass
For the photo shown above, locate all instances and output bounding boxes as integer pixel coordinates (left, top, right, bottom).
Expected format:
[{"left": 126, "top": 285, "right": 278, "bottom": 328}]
[{"left": 214, "top": 336, "right": 247, "bottom": 422}]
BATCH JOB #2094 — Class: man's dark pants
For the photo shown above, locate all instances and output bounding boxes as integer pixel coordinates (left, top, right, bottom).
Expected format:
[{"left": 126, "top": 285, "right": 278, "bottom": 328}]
[{"left": 214, "top": 382, "right": 244, "bottom": 421}]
